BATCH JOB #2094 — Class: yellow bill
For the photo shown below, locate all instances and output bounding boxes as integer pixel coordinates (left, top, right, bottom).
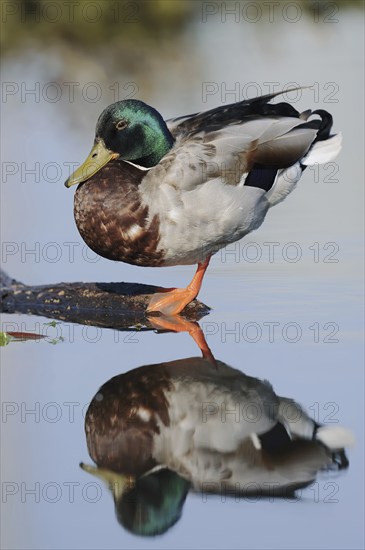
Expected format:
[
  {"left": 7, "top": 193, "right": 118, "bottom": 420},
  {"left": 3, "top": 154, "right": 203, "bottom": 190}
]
[
  {"left": 65, "top": 140, "right": 119, "bottom": 187},
  {"left": 79, "top": 462, "right": 134, "bottom": 499}
]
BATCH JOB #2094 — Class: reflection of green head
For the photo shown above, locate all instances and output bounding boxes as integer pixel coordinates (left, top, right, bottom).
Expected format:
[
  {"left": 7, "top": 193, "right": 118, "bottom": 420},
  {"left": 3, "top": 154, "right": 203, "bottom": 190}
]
[
  {"left": 80, "top": 463, "right": 190, "bottom": 537},
  {"left": 116, "top": 469, "right": 190, "bottom": 537}
]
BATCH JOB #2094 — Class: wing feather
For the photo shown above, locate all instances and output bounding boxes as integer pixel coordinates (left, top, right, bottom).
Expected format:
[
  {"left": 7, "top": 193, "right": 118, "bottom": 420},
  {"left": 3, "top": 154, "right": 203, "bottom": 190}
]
[{"left": 142, "top": 117, "right": 319, "bottom": 192}]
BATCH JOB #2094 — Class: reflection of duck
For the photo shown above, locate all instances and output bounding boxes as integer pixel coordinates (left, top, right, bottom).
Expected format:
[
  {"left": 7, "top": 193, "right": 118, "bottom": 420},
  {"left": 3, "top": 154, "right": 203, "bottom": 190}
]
[
  {"left": 65, "top": 91, "right": 341, "bottom": 315},
  {"left": 81, "top": 357, "right": 353, "bottom": 536}
]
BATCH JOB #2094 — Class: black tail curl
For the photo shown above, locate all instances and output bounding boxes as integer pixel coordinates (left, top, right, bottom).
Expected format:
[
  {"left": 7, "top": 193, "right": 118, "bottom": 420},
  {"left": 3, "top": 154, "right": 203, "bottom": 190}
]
[
  {"left": 295, "top": 109, "right": 334, "bottom": 142},
  {"left": 311, "top": 109, "right": 334, "bottom": 140}
]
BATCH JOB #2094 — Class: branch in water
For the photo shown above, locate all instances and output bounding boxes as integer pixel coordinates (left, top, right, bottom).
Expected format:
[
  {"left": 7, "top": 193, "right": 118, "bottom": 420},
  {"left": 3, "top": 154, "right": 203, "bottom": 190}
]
[{"left": 0, "top": 269, "right": 210, "bottom": 330}]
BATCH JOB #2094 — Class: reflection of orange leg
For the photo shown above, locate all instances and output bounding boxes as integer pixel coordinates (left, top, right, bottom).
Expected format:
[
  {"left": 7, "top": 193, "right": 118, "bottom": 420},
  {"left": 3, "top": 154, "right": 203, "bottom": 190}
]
[
  {"left": 147, "top": 315, "right": 217, "bottom": 367},
  {"left": 147, "top": 256, "right": 211, "bottom": 316}
]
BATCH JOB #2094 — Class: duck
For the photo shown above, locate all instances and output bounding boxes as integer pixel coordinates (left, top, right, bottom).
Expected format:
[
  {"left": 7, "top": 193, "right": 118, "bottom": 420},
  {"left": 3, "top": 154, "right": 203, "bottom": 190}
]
[
  {"left": 65, "top": 90, "right": 342, "bottom": 315},
  {"left": 81, "top": 357, "right": 354, "bottom": 535}
]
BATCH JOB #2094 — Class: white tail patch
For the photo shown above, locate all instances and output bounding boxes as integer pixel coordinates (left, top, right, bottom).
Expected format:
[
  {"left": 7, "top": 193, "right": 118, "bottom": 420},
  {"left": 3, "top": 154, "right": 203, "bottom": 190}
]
[
  {"left": 316, "top": 425, "right": 355, "bottom": 450},
  {"left": 302, "top": 132, "right": 342, "bottom": 166},
  {"left": 250, "top": 433, "right": 262, "bottom": 450}
]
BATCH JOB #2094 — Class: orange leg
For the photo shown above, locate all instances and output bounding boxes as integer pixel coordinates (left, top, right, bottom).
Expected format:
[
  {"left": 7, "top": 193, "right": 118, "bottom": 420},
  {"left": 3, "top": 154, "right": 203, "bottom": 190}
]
[
  {"left": 147, "top": 256, "right": 211, "bottom": 316},
  {"left": 147, "top": 314, "right": 217, "bottom": 366}
]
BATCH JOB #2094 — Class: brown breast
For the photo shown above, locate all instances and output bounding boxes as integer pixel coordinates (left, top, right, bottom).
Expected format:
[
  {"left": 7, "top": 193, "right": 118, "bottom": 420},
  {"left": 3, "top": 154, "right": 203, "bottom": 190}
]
[
  {"left": 74, "top": 160, "right": 164, "bottom": 267},
  {"left": 85, "top": 364, "right": 173, "bottom": 476}
]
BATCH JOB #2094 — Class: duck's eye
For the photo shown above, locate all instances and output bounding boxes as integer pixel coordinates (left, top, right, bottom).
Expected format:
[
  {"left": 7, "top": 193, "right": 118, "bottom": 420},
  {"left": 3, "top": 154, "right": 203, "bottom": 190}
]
[{"left": 116, "top": 120, "right": 128, "bottom": 131}]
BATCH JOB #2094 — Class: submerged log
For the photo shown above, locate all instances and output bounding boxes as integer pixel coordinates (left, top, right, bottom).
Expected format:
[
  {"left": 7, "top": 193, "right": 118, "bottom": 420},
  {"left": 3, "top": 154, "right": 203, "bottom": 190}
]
[{"left": 0, "top": 269, "right": 210, "bottom": 330}]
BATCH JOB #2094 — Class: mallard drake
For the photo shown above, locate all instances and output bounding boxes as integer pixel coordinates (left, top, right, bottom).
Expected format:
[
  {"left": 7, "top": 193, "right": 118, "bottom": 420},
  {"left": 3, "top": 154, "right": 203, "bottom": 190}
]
[
  {"left": 81, "top": 357, "right": 353, "bottom": 535},
  {"left": 65, "top": 90, "right": 342, "bottom": 315}
]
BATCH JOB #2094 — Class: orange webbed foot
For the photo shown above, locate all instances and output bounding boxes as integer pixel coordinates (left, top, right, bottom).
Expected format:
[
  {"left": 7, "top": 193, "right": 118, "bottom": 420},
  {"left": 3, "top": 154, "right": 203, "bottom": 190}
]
[
  {"left": 147, "top": 314, "right": 217, "bottom": 367},
  {"left": 146, "top": 256, "right": 211, "bottom": 316},
  {"left": 147, "top": 287, "right": 197, "bottom": 316}
]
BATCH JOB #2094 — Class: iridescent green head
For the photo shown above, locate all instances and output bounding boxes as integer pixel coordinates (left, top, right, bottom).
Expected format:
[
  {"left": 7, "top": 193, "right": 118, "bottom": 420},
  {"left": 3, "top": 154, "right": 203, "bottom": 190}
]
[{"left": 65, "top": 99, "right": 174, "bottom": 187}]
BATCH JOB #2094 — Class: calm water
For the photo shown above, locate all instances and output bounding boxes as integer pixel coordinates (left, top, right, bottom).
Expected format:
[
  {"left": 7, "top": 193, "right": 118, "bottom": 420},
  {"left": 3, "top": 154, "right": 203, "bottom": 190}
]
[{"left": 1, "top": 7, "right": 364, "bottom": 550}]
